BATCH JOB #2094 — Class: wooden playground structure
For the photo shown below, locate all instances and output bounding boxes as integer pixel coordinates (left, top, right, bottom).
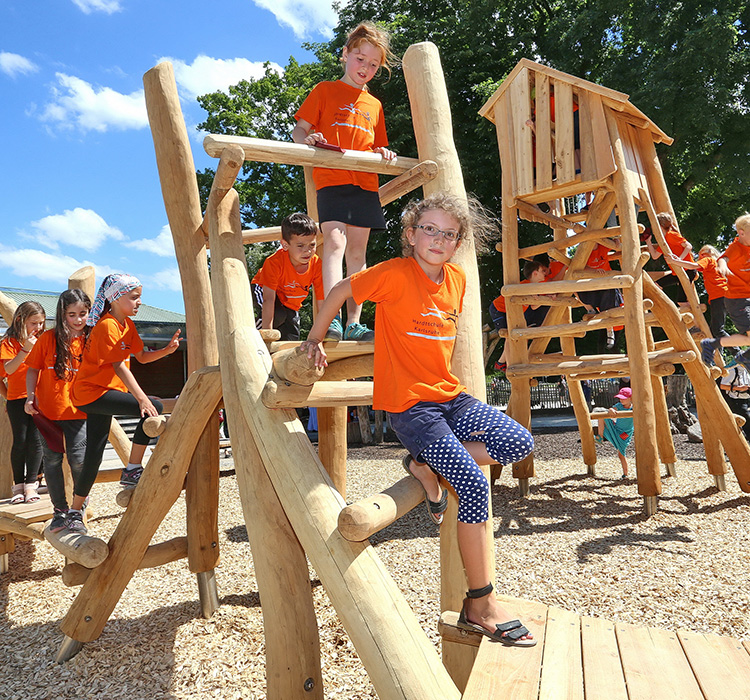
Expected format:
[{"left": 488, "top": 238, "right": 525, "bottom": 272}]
[{"left": 2, "top": 45, "right": 750, "bottom": 698}]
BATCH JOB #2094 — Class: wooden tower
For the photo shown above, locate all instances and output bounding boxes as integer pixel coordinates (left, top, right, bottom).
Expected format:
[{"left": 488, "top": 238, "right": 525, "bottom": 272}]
[{"left": 479, "top": 59, "right": 750, "bottom": 511}]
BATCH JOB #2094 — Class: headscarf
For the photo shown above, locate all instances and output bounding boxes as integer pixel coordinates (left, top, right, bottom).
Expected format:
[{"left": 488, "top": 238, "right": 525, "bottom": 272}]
[{"left": 87, "top": 273, "right": 142, "bottom": 326}]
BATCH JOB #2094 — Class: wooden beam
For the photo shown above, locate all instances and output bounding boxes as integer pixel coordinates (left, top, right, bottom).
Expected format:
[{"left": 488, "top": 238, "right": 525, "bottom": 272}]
[
  {"left": 44, "top": 526, "right": 109, "bottom": 569},
  {"left": 262, "top": 379, "right": 373, "bottom": 409},
  {"left": 377, "top": 160, "right": 438, "bottom": 205},
  {"left": 203, "top": 134, "right": 420, "bottom": 175},
  {"left": 502, "top": 274, "right": 633, "bottom": 297}
]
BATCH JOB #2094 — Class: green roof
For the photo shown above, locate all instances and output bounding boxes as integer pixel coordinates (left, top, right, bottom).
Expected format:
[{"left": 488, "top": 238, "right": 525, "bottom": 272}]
[{"left": 0, "top": 287, "right": 185, "bottom": 325}]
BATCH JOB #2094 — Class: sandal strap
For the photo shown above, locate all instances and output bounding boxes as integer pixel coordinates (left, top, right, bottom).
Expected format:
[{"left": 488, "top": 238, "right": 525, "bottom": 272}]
[
  {"left": 498, "top": 624, "right": 530, "bottom": 641},
  {"left": 496, "top": 619, "right": 523, "bottom": 633},
  {"left": 466, "top": 582, "right": 493, "bottom": 599},
  {"left": 427, "top": 489, "right": 448, "bottom": 514}
]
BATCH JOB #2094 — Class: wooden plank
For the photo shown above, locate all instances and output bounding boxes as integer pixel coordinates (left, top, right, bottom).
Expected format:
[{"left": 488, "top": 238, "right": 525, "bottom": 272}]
[
  {"left": 0, "top": 495, "right": 54, "bottom": 524},
  {"left": 538, "top": 606, "right": 583, "bottom": 700},
  {"left": 268, "top": 340, "right": 373, "bottom": 360},
  {"left": 555, "top": 81, "right": 575, "bottom": 183},
  {"left": 616, "top": 622, "right": 704, "bottom": 700},
  {"left": 509, "top": 67, "right": 534, "bottom": 196},
  {"left": 580, "top": 616, "right": 628, "bottom": 700},
  {"left": 678, "top": 629, "right": 750, "bottom": 700},
  {"left": 462, "top": 596, "right": 548, "bottom": 700},
  {"left": 535, "top": 72, "right": 553, "bottom": 190},
  {"left": 589, "top": 93, "right": 616, "bottom": 179},
  {"left": 577, "top": 91, "right": 596, "bottom": 182}
]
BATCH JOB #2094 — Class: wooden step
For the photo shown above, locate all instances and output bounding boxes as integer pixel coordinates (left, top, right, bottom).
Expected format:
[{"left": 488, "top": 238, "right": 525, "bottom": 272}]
[{"left": 440, "top": 595, "right": 750, "bottom": 700}]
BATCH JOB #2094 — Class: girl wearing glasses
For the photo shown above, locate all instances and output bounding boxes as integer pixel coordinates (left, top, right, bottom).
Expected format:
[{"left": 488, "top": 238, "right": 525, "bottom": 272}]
[{"left": 301, "top": 192, "right": 536, "bottom": 647}]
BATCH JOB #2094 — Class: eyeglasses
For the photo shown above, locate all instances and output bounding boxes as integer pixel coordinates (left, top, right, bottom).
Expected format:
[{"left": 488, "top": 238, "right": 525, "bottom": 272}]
[{"left": 414, "top": 224, "right": 461, "bottom": 242}]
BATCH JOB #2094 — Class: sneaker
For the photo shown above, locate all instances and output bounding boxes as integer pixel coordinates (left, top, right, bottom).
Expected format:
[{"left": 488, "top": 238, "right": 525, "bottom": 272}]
[
  {"left": 49, "top": 508, "right": 69, "bottom": 533},
  {"left": 64, "top": 509, "right": 87, "bottom": 535},
  {"left": 493, "top": 360, "right": 507, "bottom": 372},
  {"left": 343, "top": 322, "right": 374, "bottom": 341},
  {"left": 700, "top": 338, "right": 721, "bottom": 367},
  {"left": 324, "top": 316, "right": 343, "bottom": 341},
  {"left": 735, "top": 349, "right": 750, "bottom": 372},
  {"left": 120, "top": 466, "right": 143, "bottom": 488}
]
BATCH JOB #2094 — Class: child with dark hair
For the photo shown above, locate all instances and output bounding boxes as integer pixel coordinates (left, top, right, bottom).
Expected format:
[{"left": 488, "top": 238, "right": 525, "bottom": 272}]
[
  {"left": 251, "top": 212, "right": 324, "bottom": 341},
  {"left": 25, "top": 289, "right": 91, "bottom": 531}
]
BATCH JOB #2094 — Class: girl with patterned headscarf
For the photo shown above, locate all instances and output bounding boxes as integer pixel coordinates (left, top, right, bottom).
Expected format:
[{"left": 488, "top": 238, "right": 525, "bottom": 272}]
[{"left": 67, "top": 274, "right": 181, "bottom": 535}]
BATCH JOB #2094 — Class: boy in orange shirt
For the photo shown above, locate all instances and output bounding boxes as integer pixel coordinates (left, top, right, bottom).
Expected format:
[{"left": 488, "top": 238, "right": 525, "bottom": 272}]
[
  {"left": 701, "top": 214, "right": 750, "bottom": 369},
  {"left": 646, "top": 211, "right": 696, "bottom": 304},
  {"left": 252, "top": 213, "right": 324, "bottom": 341}
]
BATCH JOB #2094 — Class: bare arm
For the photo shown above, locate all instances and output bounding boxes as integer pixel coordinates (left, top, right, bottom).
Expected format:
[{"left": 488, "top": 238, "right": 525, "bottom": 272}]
[
  {"left": 24, "top": 367, "right": 40, "bottom": 415},
  {"left": 292, "top": 118, "right": 326, "bottom": 146},
  {"left": 133, "top": 330, "right": 181, "bottom": 365},
  {"left": 300, "top": 279, "right": 355, "bottom": 368},
  {"left": 665, "top": 253, "right": 700, "bottom": 270},
  {"left": 646, "top": 236, "right": 662, "bottom": 260},
  {"left": 717, "top": 256, "right": 729, "bottom": 277},
  {"left": 4, "top": 336, "right": 36, "bottom": 375}
]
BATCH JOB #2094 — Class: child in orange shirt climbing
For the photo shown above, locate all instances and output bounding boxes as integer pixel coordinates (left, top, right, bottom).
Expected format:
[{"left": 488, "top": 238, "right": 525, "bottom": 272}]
[
  {"left": 701, "top": 214, "right": 750, "bottom": 369},
  {"left": 25, "top": 289, "right": 90, "bottom": 532},
  {"left": 68, "top": 274, "right": 180, "bottom": 534},
  {"left": 292, "top": 21, "right": 396, "bottom": 342},
  {"left": 1, "top": 301, "right": 46, "bottom": 504},
  {"left": 301, "top": 192, "right": 536, "bottom": 648},
  {"left": 251, "top": 212, "right": 324, "bottom": 341}
]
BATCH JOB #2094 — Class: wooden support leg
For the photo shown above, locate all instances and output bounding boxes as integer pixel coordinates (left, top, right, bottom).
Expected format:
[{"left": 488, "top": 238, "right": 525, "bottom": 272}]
[
  {"left": 317, "top": 407, "right": 348, "bottom": 499},
  {"left": 0, "top": 532, "right": 14, "bottom": 574},
  {"left": 186, "top": 414, "right": 221, "bottom": 618},
  {"left": 647, "top": 329, "right": 678, "bottom": 472},
  {"left": 59, "top": 368, "right": 222, "bottom": 646}
]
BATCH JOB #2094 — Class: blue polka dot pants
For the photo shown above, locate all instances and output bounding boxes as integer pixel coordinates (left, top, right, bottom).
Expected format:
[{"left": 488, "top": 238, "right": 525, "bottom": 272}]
[{"left": 419, "top": 402, "right": 534, "bottom": 524}]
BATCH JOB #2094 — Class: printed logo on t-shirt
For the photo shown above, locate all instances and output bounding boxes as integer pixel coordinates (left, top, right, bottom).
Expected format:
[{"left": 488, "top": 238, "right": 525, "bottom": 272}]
[
  {"left": 407, "top": 305, "right": 459, "bottom": 341},
  {"left": 331, "top": 102, "right": 374, "bottom": 136},
  {"left": 283, "top": 280, "right": 311, "bottom": 301}
]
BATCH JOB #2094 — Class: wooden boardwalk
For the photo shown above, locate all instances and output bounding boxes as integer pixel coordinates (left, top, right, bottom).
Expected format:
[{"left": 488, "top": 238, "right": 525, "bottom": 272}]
[{"left": 440, "top": 595, "right": 750, "bottom": 699}]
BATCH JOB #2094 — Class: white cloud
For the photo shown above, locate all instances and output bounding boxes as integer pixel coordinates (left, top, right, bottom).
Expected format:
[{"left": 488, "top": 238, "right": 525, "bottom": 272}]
[
  {"left": 124, "top": 225, "right": 175, "bottom": 258},
  {"left": 0, "top": 245, "right": 115, "bottom": 285},
  {"left": 72, "top": 0, "right": 122, "bottom": 14},
  {"left": 0, "top": 52, "right": 39, "bottom": 78},
  {"left": 252, "top": 0, "right": 338, "bottom": 39},
  {"left": 150, "top": 267, "right": 183, "bottom": 292},
  {"left": 29, "top": 208, "right": 125, "bottom": 252},
  {"left": 160, "top": 55, "right": 282, "bottom": 100},
  {"left": 41, "top": 73, "right": 148, "bottom": 132}
]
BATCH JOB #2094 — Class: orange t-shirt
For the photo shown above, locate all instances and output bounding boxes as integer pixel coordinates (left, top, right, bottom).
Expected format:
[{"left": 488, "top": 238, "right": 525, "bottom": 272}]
[
  {"left": 587, "top": 244, "right": 613, "bottom": 271},
  {"left": 492, "top": 279, "right": 531, "bottom": 314},
  {"left": 696, "top": 256, "right": 728, "bottom": 302},
  {"left": 26, "top": 330, "right": 86, "bottom": 420},
  {"left": 657, "top": 229, "right": 695, "bottom": 261},
  {"left": 295, "top": 80, "right": 388, "bottom": 192},
  {"left": 350, "top": 257, "right": 466, "bottom": 413},
  {"left": 721, "top": 238, "right": 750, "bottom": 299},
  {"left": 71, "top": 314, "right": 144, "bottom": 406},
  {"left": 252, "top": 249, "right": 324, "bottom": 311},
  {"left": 0, "top": 336, "right": 31, "bottom": 400}
]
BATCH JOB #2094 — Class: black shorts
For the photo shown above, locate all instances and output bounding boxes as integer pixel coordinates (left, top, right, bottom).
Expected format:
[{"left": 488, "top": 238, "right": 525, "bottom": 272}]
[
  {"left": 252, "top": 284, "right": 301, "bottom": 341},
  {"left": 317, "top": 184, "right": 386, "bottom": 229}
]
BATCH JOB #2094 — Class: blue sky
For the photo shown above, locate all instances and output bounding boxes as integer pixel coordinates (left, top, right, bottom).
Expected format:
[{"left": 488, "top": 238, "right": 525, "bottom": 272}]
[{"left": 1, "top": 0, "right": 339, "bottom": 315}]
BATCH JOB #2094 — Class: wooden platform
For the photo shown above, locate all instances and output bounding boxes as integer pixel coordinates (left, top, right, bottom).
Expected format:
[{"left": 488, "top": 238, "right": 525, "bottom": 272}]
[
  {"left": 440, "top": 595, "right": 750, "bottom": 700},
  {"left": 0, "top": 494, "right": 54, "bottom": 526}
]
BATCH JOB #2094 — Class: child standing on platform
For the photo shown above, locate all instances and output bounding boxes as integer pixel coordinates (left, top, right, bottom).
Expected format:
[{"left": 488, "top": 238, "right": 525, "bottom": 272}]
[
  {"left": 292, "top": 21, "right": 396, "bottom": 342},
  {"left": 1, "top": 301, "right": 46, "bottom": 504},
  {"left": 301, "top": 192, "right": 536, "bottom": 647},
  {"left": 251, "top": 212, "right": 324, "bottom": 341},
  {"left": 69, "top": 274, "right": 180, "bottom": 534},
  {"left": 25, "top": 289, "right": 90, "bottom": 531},
  {"left": 701, "top": 214, "right": 750, "bottom": 370},
  {"left": 594, "top": 387, "right": 634, "bottom": 478}
]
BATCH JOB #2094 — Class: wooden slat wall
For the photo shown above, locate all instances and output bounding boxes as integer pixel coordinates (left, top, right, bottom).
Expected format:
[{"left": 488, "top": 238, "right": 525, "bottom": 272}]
[
  {"left": 589, "top": 92, "right": 616, "bottom": 178},
  {"left": 509, "top": 67, "right": 534, "bottom": 197},
  {"left": 555, "top": 81, "right": 576, "bottom": 183},
  {"left": 535, "top": 72, "right": 553, "bottom": 191}
]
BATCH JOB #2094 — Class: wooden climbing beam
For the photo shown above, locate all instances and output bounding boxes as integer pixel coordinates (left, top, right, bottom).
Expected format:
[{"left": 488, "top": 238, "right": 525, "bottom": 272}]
[
  {"left": 502, "top": 274, "right": 633, "bottom": 298},
  {"left": 261, "top": 379, "right": 373, "bottom": 409}
]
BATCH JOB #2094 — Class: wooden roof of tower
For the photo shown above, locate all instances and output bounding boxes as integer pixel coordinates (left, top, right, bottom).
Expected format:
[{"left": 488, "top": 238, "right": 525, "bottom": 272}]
[{"left": 479, "top": 58, "right": 673, "bottom": 204}]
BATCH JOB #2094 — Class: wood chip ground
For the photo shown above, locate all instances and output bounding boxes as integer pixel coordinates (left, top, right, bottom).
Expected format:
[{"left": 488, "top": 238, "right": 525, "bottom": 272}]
[{"left": 1, "top": 431, "right": 748, "bottom": 699}]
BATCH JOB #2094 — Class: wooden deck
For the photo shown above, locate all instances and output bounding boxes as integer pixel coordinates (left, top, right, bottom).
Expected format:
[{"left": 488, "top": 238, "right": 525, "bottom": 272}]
[
  {"left": 0, "top": 493, "right": 54, "bottom": 526},
  {"left": 440, "top": 595, "right": 750, "bottom": 699}
]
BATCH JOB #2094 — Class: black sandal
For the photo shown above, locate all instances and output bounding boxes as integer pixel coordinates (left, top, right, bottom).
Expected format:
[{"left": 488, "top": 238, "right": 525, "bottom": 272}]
[
  {"left": 456, "top": 583, "right": 537, "bottom": 647},
  {"left": 402, "top": 454, "right": 448, "bottom": 525}
]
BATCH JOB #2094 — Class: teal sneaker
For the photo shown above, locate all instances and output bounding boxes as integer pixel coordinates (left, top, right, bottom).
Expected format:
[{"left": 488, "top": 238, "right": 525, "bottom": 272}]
[
  {"left": 343, "top": 322, "right": 374, "bottom": 341},
  {"left": 324, "top": 316, "right": 343, "bottom": 341}
]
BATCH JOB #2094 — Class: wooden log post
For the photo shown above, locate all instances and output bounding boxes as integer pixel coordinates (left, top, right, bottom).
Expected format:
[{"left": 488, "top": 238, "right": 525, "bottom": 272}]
[
  {"left": 0, "top": 292, "right": 17, "bottom": 498},
  {"left": 44, "top": 526, "right": 109, "bottom": 568},
  {"left": 646, "top": 328, "right": 678, "bottom": 475},
  {"left": 143, "top": 62, "right": 221, "bottom": 603},
  {"left": 404, "top": 40, "right": 492, "bottom": 690},
  {"left": 338, "top": 477, "right": 423, "bottom": 541},
  {"left": 208, "top": 185, "right": 457, "bottom": 699},
  {"left": 60, "top": 367, "right": 223, "bottom": 646},
  {"left": 605, "top": 109, "right": 661, "bottom": 510}
]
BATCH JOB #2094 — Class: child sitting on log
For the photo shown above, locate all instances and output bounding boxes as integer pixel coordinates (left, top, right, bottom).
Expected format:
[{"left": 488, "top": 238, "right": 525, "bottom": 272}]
[
  {"left": 578, "top": 242, "right": 624, "bottom": 350},
  {"left": 701, "top": 214, "right": 750, "bottom": 370},
  {"left": 301, "top": 191, "right": 536, "bottom": 647},
  {"left": 251, "top": 212, "right": 324, "bottom": 341},
  {"left": 593, "top": 386, "right": 634, "bottom": 478},
  {"left": 25, "top": 289, "right": 91, "bottom": 533}
]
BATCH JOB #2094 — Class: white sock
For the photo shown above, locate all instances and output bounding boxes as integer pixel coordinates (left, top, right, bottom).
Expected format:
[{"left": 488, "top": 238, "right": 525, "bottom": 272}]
[{"left": 125, "top": 463, "right": 141, "bottom": 472}]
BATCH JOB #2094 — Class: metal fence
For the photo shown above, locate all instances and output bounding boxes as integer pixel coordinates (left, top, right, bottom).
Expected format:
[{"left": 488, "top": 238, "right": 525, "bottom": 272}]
[{"left": 486, "top": 375, "right": 696, "bottom": 410}]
